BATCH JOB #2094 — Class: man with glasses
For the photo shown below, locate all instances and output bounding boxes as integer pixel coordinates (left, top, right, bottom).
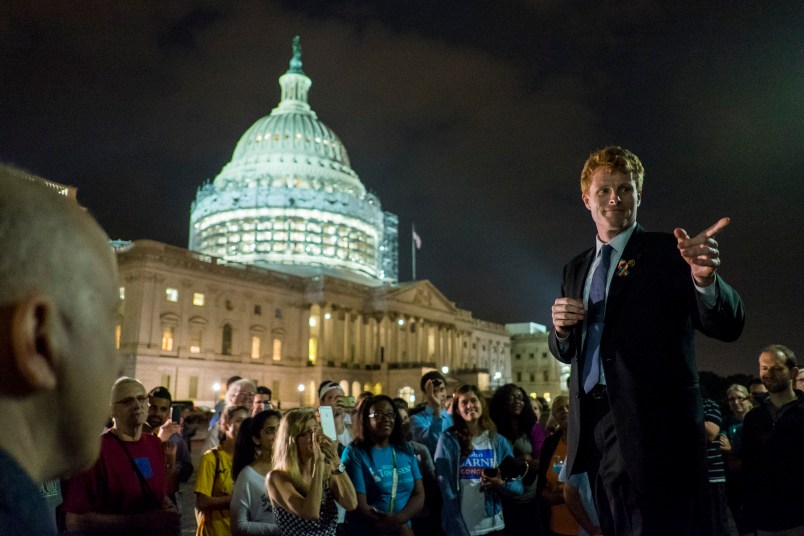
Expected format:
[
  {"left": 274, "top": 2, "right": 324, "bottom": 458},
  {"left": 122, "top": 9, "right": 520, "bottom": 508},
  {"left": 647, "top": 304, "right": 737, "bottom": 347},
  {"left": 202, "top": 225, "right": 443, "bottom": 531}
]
[
  {"left": 204, "top": 379, "right": 256, "bottom": 451},
  {"left": 62, "top": 378, "right": 181, "bottom": 535},
  {"left": 208, "top": 375, "right": 242, "bottom": 430},
  {"left": 742, "top": 345, "right": 804, "bottom": 535}
]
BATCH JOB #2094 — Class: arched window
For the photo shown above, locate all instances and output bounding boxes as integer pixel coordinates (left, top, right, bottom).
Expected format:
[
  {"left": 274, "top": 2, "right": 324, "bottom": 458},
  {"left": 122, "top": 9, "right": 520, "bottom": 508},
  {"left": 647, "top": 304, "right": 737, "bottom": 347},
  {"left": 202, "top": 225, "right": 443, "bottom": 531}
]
[
  {"left": 162, "top": 326, "right": 175, "bottom": 351},
  {"left": 272, "top": 328, "right": 285, "bottom": 361},
  {"left": 189, "top": 316, "right": 207, "bottom": 354},
  {"left": 222, "top": 323, "right": 233, "bottom": 355},
  {"left": 159, "top": 313, "right": 179, "bottom": 354},
  {"left": 250, "top": 325, "right": 266, "bottom": 360}
]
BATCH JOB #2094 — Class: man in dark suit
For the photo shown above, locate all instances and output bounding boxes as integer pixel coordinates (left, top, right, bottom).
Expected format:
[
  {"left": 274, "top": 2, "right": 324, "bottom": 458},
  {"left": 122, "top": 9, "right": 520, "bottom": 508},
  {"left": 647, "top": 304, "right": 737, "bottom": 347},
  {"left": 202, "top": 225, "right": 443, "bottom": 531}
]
[{"left": 549, "top": 146, "right": 745, "bottom": 535}]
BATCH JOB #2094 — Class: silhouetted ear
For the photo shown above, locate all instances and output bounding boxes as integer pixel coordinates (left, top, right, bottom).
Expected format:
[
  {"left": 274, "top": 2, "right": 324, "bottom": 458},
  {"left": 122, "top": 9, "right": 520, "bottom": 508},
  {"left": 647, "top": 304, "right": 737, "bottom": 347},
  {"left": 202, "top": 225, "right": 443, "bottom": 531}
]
[{"left": 9, "top": 296, "right": 59, "bottom": 395}]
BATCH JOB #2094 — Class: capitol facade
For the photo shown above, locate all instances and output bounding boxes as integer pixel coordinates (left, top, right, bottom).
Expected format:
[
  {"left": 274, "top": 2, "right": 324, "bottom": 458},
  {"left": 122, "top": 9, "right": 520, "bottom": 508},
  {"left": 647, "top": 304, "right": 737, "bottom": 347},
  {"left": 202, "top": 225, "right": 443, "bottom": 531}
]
[{"left": 116, "top": 38, "right": 511, "bottom": 407}]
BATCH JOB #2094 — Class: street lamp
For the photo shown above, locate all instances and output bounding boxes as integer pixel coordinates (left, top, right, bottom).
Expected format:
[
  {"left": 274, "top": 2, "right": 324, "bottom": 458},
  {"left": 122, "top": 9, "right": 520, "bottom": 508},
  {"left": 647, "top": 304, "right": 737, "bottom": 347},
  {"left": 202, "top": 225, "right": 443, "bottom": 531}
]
[
  {"left": 441, "top": 366, "right": 449, "bottom": 375},
  {"left": 298, "top": 384, "right": 305, "bottom": 408}
]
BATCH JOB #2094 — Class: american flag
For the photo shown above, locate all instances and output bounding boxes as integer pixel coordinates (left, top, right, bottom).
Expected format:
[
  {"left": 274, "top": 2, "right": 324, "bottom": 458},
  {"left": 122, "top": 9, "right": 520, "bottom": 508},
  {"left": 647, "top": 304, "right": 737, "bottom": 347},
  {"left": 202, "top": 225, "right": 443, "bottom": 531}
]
[{"left": 412, "top": 228, "right": 422, "bottom": 250}]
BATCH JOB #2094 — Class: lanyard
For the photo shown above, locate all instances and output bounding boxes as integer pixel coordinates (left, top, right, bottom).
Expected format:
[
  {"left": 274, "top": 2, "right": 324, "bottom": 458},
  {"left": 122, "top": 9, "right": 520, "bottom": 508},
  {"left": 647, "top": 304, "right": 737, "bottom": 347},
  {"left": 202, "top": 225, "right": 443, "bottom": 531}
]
[{"left": 389, "top": 448, "right": 398, "bottom": 513}]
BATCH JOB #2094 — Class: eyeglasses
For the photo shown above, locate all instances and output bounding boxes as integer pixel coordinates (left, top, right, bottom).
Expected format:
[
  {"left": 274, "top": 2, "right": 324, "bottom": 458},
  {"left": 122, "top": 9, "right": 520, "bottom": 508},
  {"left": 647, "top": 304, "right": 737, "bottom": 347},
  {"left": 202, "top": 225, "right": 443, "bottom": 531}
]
[
  {"left": 727, "top": 396, "right": 749, "bottom": 402},
  {"left": 115, "top": 395, "right": 148, "bottom": 406},
  {"left": 368, "top": 412, "right": 396, "bottom": 421}
]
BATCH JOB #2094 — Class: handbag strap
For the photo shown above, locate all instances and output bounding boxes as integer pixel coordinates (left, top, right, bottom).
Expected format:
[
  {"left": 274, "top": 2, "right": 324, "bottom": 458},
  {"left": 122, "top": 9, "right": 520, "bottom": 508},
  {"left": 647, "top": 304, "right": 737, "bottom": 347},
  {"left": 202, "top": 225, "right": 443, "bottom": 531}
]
[{"left": 108, "top": 431, "right": 161, "bottom": 509}]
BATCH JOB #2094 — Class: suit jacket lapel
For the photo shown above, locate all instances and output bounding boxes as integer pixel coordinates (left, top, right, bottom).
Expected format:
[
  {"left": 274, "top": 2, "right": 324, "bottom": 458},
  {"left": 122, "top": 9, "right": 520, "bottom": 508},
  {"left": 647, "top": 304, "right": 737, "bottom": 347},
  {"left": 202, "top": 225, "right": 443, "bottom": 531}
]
[
  {"left": 570, "top": 248, "right": 595, "bottom": 300},
  {"left": 605, "top": 224, "right": 644, "bottom": 318}
]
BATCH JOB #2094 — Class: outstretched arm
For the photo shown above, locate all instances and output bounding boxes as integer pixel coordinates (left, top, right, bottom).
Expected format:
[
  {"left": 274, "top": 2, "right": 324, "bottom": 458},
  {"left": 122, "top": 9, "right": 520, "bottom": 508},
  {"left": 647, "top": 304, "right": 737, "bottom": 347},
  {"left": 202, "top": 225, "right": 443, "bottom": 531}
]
[
  {"left": 674, "top": 217, "right": 730, "bottom": 287},
  {"left": 676, "top": 217, "right": 745, "bottom": 341},
  {"left": 410, "top": 404, "right": 447, "bottom": 455}
]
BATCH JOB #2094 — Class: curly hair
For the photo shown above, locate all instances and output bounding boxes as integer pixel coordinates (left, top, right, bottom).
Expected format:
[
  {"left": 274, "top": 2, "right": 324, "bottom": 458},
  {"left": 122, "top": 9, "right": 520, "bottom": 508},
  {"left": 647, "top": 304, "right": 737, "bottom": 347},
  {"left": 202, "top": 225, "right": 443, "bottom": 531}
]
[
  {"left": 449, "top": 384, "right": 497, "bottom": 459},
  {"left": 232, "top": 409, "right": 282, "bottom": 480},
  {"left": 580, "top": 146, "right": 645, "bottom": 195},
  {"left": 351, "top": 395, "right": 410, "bottom": 457},
  {"left": 489, "top": 383, "right": 537, "bottom": 443},
  {"left": 272, "top": 408, "right": 317, "bottom": 496}
]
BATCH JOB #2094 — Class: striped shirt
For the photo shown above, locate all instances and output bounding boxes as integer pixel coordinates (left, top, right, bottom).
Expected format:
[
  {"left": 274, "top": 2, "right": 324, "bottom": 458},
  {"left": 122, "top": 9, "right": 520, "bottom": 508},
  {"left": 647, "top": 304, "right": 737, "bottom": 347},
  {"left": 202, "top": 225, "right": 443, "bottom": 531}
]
[{"left": 703, "top": 398, "right": 726, "bottom": 483}]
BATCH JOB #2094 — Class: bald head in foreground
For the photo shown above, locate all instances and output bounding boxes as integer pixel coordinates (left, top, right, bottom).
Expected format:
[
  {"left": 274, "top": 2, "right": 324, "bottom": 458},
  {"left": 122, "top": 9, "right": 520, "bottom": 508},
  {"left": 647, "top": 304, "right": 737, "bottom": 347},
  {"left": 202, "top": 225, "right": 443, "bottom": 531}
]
[{"left": 0, "top": 165, "right": 121, "bottom": 534}]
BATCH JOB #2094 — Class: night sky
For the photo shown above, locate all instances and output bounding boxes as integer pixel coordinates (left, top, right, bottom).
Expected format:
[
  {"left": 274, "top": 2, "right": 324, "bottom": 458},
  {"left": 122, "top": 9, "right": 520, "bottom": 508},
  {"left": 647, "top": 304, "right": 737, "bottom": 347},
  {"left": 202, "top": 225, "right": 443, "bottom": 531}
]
[{"left": 3, "top": 1, "right": 803, "bottom": 376}]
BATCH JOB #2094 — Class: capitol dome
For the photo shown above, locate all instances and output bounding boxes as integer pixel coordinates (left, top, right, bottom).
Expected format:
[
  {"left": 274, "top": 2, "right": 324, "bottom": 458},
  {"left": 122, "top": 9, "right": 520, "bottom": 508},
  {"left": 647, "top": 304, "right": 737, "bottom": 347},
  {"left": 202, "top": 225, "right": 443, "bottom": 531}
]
[{"left": 189, "top": 36, "right": 398, "bottom": 285}]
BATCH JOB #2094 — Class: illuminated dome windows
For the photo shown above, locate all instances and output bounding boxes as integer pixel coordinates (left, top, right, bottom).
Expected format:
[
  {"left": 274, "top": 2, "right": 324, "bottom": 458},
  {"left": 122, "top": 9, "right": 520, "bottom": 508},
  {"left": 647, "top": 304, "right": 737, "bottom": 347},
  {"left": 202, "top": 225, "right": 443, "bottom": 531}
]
[{"left": 189, "top": 36, "right": 397, "bottom": 285}]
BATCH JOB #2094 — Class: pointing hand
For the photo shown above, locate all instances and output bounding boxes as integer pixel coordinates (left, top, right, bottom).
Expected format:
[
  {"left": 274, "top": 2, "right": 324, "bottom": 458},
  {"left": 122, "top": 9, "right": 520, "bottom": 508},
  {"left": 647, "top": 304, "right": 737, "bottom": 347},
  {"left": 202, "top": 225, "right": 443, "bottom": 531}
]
[{"left": 674, "top": 217, "right": 730, "bottom": 287}]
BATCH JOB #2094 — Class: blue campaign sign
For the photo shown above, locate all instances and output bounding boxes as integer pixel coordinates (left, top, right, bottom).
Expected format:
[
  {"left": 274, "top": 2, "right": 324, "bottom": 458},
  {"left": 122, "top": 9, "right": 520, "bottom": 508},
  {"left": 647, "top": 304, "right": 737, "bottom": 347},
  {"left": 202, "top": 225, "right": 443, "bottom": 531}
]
[{"left": 460, "top": 448, "right": 494, "bottom": 479}]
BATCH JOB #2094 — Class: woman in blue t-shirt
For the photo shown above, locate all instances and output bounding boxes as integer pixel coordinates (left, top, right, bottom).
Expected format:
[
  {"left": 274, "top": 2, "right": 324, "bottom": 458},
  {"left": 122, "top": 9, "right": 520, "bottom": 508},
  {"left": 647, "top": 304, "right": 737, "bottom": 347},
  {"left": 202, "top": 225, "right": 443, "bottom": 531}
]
[{"left": 342, "top": 395, "right": 424, "bottom": 535}]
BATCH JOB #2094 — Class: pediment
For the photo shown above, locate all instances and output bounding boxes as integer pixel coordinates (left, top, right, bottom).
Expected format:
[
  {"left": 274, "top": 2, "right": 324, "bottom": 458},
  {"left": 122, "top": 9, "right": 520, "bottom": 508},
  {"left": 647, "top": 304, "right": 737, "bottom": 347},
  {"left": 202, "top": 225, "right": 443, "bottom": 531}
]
[{"left": 383, "top": 280, "right": 457, "bottom": 313}]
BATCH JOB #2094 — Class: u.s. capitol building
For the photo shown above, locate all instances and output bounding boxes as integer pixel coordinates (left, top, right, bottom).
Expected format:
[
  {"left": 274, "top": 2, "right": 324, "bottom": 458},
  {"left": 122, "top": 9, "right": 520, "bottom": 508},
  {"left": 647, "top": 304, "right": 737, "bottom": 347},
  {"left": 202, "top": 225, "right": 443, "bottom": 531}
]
[{"left": 114, "top": 38, "right": 511, "bottom": 407}]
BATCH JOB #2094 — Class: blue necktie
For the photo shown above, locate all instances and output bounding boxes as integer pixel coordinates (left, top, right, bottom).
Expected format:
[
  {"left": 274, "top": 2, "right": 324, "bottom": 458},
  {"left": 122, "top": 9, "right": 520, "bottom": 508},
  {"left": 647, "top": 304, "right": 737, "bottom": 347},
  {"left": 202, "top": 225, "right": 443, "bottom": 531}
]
[{"left": 582, "top": 244, "right": 613, "bottom": 393}]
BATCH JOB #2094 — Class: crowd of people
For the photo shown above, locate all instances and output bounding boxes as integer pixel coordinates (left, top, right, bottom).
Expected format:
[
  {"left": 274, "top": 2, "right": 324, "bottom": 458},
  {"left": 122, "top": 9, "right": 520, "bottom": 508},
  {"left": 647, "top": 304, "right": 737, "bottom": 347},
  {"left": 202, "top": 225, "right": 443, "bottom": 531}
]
[
  {"left": 2, "top": 150, "right": 802, "bottom": 536},
  {"left": 41, "top": 361, "right": 800, "bottom": 536}
]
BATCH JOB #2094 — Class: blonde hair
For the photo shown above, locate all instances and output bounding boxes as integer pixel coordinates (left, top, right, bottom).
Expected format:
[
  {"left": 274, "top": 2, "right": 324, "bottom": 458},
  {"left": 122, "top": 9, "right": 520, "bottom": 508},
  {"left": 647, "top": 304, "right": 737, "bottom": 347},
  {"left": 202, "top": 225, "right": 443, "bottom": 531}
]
[
  {"left": 726, "top": 383, "right": 756, "bottom": 409},
  {"left": 726, "top": 383, "right": 750, "bottom": 399},
  {"left": 272, "top": 408, "right": 316, "bottom": 495}
]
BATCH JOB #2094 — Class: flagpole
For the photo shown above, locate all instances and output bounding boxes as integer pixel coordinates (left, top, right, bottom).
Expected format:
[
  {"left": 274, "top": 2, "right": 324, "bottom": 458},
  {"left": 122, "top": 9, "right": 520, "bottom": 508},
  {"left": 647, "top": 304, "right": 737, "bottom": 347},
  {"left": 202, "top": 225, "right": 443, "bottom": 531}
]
[{"left": 411, "top": 223, "right": 417, "bottom": 281}]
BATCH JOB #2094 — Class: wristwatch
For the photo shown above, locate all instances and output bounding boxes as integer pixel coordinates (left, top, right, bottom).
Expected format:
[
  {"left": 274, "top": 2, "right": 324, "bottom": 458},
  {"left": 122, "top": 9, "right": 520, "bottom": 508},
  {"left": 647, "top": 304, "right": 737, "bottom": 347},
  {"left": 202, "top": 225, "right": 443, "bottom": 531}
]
[{"left": 331, "top": 462, "right": 346, "bottom": 475}]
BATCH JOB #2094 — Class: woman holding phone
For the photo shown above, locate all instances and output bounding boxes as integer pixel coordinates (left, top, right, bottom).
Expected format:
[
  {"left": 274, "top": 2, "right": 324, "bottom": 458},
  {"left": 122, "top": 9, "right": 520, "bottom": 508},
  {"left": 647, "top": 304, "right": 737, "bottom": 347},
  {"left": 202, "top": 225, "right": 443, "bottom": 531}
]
[
  {"left": 342, "top": 395, "right": 424, "bottom": 535},
  {"left": 266, "top": 408, "right": 357, "bottom": 536},
  {"left": 435, "top": 384, "right": 522, "bottom": 536}
]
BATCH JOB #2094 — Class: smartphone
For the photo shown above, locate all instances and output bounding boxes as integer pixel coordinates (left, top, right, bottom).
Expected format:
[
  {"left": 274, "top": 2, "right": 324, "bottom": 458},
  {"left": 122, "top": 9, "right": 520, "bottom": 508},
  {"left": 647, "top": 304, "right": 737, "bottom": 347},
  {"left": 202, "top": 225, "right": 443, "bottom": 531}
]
[
  {"left": 319, "top": 406, "right": 337, "bottom": 440},
  {"left": 341, "top": 395, "right": 356, "bottom": 408},
  {"left": 482, "top": 467, "right": 499, "bottom": 479},
  {"left": 170, "top": 405, "right": 183, "bottom": 423}
]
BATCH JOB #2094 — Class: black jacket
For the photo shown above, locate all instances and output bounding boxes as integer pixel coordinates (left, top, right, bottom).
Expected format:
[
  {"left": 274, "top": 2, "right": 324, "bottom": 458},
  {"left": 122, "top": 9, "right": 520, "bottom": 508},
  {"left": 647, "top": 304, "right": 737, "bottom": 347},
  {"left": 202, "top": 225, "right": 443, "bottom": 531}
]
[
  {"left": 548, "top": 225, "right": 745, "bottom": 495},
  {"left": 742, "top": 392, "right": 804, "bottom": 531}
]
